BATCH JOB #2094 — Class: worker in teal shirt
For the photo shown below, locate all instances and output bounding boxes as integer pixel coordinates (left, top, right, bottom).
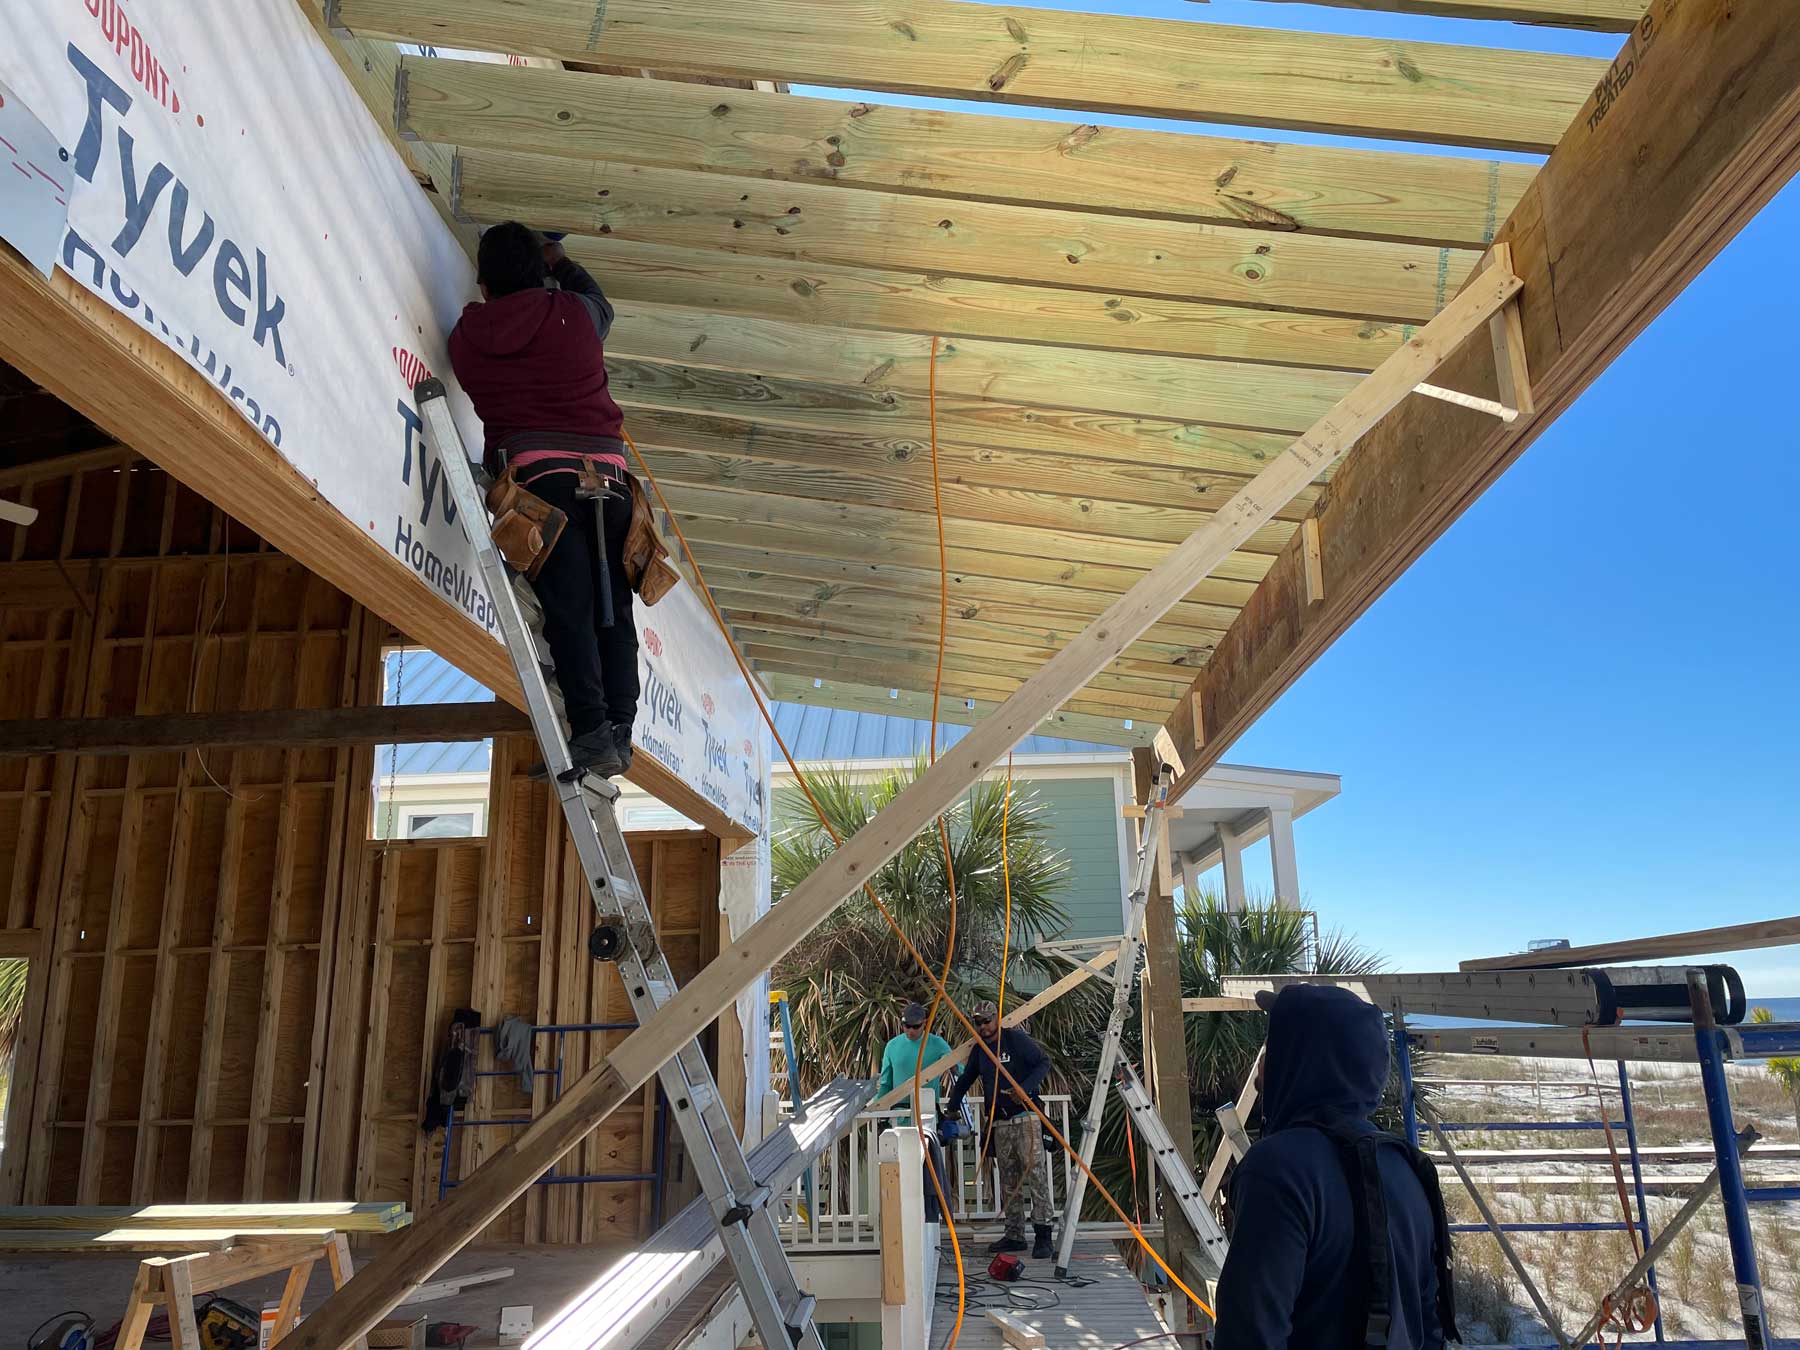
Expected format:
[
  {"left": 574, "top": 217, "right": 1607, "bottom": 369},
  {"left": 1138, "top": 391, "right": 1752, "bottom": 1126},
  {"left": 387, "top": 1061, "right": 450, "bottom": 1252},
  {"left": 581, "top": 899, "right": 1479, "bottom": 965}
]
[
  {"left": 878, "top": 1002, "right": 953, "bottom": 1124},
  {"left": 879, "top": 1002, "right": 954, "bottom": 1223}
]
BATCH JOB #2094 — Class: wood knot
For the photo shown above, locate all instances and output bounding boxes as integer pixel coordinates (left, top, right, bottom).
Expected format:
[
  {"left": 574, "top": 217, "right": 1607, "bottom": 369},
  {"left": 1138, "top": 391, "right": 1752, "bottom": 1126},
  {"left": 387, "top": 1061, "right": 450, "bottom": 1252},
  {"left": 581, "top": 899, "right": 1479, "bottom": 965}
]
[
  {"left": 1004, "top": 17, "right": 1028, "bottom": 43},
  {"left": 711, "top": 103, "right": 732, "bottom": 117},
  {"left": 889, "top": 20, "right": 918, "bottom": 39},
  {"left": 987, "top": 52, "right": 1028, "bottom": 91}
]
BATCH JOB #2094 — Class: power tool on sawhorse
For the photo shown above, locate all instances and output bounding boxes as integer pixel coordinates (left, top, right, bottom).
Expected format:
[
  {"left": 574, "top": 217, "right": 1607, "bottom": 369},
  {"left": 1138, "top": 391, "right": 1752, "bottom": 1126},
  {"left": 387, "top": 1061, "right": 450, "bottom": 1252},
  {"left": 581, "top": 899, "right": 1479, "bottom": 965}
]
[{"left": 413, "top": 378, "right": 825, "bottom": 1350}]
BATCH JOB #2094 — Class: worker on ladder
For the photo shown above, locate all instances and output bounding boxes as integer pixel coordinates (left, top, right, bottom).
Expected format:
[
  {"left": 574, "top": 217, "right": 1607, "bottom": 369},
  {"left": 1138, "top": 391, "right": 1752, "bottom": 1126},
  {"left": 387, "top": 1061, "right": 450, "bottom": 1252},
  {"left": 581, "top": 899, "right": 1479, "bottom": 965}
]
[
  {"left": 448, "top": 222, "right": 638, "bottom": 779},
  {"left": 1212, "top": 984, "right": 1458, "bottom": 1350},
  {"left": 944, "top": 1000, "right": 1055, "bottom": 1260}
]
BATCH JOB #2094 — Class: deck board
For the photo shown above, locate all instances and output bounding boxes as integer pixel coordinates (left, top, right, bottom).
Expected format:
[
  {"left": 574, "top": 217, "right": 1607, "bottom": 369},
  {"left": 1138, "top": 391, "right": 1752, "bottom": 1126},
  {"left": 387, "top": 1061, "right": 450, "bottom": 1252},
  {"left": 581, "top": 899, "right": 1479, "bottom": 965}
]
[{"left": 931, "top": 1235, "right": 1168, "bottom": 1350}]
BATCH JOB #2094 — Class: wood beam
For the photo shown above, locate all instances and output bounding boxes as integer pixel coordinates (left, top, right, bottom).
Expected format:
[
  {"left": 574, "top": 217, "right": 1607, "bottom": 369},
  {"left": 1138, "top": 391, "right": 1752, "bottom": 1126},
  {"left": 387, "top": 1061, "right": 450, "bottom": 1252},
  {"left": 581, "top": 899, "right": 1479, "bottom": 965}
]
[
  {"left": 608, "top": 303, "right": 1360, "bottom": 431},
  {"left": 463, "top": 149, "right": 1477, "bottom": 323},
  {"left": 287, "top": 225, "right": 1521, "bottom": 1347},
  {"left": 760, "top": 674, "right": 1151, "bottom": 748},
  {"left": 399, "top": 59, "right": 1531, "bottom": 246},
  {"left": 616, "top": 370, "right": 1312, "bottom": 491},
  {"left": 627, "top": 408, "right": 1315, "bottom": 523},
  {"left": 1163, "top": 6, "right": 1800, "bottom": 810},
  {"left": 1224, "top": 0, "right": 1646, "bottom": 32},
  {"left": 0, "top": 704, "right": 531, "bottom": 759},
  {"left": 739, "top": 632, "right": 1191, "bottom": 697},
  {"left": 1461, "top": 916, "right": 1800, "bottom": 973},
  {"left": 0, "top": 249, "right": 746, "bottom": 843},
  {"left": 664, "top": 515, "right": 1260, "bottom": 610},
  {"left": 340, "top": 0, "right": 1604, "bottom": 150},
  {"left": 652, "top": 478, "right": 1296, "bottom": 571},
  {"left": 748, "top": 653, "right": 1172, "bottom": 722},
  {"left": 582, "top": 242, "right": 1401, "bottom": 371}
]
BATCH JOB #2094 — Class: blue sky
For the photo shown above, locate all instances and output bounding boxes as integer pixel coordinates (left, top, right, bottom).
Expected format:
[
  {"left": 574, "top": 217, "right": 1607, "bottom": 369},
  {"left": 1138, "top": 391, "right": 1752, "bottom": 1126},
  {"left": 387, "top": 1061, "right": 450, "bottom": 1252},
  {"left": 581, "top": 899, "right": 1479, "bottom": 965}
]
[{"left": 804, "top": 3, "right": 1799, "bottom": 991}]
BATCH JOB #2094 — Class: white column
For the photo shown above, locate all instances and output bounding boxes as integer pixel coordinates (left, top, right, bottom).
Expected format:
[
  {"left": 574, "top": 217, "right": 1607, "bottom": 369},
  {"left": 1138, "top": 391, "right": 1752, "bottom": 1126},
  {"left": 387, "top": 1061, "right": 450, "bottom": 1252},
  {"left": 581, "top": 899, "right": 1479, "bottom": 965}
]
[
  {"left": 879, "top": 1127, "right": 933, "bottom": 1350},
  {"left": 1180, "top": 855, "right": 1201, "bottom": 906},
  {"left": 1267, "top": 803, "right": 1300, "bottom": 908},
  {"left": 1218, "top": 821, "right": 1248, "bottom": 912}
]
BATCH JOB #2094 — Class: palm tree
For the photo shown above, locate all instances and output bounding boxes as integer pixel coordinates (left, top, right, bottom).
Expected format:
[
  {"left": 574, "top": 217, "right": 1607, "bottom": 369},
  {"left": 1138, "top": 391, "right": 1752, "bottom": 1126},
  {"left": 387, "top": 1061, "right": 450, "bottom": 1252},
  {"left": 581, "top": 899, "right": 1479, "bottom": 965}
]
[
  {"left": 770, "top": 763, "right": 1075, "bottom": 1093},
  {"left": 1752, "top": 1007, "right": 1800, "bottom": 1131},
  {"left": 0, "top": 957, "right": 26, "bottom": 1120}
]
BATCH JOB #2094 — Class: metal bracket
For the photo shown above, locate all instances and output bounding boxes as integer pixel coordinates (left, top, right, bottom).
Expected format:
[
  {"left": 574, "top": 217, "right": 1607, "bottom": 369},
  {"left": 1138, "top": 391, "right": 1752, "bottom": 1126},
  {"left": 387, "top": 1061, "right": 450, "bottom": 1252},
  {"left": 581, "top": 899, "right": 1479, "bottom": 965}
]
[
  {"left": 393, "top": 65, "right": 420, "bottom": 141},
  {"left": 320, "top": 0, "right": 352, "bottom": 38},
  {"left": 448, "top": 152, "right": 473, "bottom": 224}
]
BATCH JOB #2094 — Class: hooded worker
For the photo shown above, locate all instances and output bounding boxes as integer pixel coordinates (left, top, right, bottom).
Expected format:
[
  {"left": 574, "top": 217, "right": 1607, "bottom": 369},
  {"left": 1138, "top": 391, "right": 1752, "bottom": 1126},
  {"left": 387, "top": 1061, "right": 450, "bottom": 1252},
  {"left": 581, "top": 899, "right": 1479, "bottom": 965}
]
[{"left": 1212, "top": 984, "right": 1458, "bottom": 1350}]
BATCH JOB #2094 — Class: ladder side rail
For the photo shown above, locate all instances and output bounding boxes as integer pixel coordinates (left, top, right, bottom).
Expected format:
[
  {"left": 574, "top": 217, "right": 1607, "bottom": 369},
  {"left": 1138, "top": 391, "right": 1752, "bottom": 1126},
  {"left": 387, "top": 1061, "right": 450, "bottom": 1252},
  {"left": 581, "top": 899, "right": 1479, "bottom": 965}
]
[
  {"left": 1117, "top": 1064, "right": 1231, "bottom": 1277},
  {"left": 1053, "top": 773, "right": 1170, "bottom": 1275}
]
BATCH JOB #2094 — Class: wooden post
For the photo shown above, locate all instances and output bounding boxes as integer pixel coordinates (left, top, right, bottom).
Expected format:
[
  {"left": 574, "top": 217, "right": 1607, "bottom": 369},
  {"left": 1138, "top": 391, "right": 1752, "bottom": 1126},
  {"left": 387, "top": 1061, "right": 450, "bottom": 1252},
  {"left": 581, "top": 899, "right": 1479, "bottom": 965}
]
[{"left": 1133, "top": 748, "right": 1204, "bottom": 1331}]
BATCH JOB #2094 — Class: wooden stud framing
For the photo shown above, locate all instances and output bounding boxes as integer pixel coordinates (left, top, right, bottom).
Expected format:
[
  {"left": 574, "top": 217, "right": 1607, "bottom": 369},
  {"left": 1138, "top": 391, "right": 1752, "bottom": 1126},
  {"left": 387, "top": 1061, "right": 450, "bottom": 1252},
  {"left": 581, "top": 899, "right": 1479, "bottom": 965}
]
[{"left": 1300, "top": 518, "right": 1325, "bottom": 608}]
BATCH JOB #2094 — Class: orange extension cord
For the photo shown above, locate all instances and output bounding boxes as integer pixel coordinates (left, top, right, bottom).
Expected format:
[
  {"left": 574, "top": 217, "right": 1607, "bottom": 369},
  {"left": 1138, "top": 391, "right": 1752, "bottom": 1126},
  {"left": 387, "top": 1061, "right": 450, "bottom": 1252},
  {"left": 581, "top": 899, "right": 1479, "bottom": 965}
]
[{"left": 619, "top": 349, "right": 1215, "bottom": 1323}]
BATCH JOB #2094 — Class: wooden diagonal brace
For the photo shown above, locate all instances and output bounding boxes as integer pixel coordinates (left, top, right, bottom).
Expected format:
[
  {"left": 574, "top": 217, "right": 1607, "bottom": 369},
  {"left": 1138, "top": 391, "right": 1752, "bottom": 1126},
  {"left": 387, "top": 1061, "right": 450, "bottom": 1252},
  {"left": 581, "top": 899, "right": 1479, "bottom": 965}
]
[{"left": 287, "top": 264, "right": 1522, "bottom": 1350}]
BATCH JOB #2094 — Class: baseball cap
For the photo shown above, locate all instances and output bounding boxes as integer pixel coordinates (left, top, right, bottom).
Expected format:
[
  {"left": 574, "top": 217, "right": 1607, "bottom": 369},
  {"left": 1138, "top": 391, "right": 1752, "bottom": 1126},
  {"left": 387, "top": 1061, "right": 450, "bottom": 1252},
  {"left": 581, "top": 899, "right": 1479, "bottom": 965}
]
[
  {"left": 970, "top": 999, "right": 999, "bottom": 1022},
  {"left": 901, "top": 1001, "right": 928, "bottom": 1027}
]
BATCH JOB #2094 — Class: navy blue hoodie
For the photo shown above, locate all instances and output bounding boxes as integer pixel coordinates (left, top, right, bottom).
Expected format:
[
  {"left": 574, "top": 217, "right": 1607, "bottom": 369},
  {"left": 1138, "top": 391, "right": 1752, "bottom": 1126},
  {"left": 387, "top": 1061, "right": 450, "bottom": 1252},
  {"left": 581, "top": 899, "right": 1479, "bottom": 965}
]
[{"left": 1213, "top": 984, "right": 1447, "bottom": 1350}]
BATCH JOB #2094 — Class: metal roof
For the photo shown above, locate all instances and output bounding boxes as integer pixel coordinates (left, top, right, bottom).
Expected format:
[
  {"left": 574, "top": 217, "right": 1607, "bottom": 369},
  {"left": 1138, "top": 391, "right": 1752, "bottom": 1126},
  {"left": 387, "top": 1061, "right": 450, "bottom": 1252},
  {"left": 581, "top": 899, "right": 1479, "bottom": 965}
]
[
  {"left": 769, "top": 702, "right": 1121, "bottom": 764},
  {"left": 381, "top": 649, "right": 493, "bottom": 776}
]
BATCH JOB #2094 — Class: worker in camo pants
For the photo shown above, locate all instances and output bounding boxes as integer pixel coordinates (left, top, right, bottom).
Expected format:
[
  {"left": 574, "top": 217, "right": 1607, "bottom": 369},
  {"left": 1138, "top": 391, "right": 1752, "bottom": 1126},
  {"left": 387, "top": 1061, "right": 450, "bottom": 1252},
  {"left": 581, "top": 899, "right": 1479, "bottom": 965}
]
[{"left": 945, "top": 999, "right": 1055, "bottom": 1259}]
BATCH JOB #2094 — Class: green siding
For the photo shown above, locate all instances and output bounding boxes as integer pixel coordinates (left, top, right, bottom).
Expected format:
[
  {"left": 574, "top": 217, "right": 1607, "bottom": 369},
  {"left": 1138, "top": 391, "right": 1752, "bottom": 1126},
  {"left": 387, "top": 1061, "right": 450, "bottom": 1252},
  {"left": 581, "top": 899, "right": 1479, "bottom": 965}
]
[{"left": 1019, "top": 776, "right": 1126, "bottom": 942}]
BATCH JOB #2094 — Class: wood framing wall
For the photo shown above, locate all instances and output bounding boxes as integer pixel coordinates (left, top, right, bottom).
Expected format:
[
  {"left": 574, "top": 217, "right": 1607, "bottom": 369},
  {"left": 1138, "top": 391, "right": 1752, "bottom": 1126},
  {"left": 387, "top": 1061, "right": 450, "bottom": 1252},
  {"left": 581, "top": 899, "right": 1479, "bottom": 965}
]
[{"left": 0, "top": 448, "right": 727, "bottom": 1242}]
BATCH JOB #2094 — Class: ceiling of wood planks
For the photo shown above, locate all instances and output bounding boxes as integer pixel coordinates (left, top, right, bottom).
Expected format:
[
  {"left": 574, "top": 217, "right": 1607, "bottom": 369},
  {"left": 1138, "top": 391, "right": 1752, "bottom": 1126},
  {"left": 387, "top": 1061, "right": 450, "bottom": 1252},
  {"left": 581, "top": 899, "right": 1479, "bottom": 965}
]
[{"left": 325, "top": 0, "right": 1625, "bottom": 746}]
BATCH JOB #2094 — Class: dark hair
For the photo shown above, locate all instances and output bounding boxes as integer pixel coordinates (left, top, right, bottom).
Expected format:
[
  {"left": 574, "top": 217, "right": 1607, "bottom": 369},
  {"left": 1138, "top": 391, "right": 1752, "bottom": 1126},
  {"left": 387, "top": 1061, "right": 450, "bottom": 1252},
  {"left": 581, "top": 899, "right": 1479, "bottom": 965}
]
[{"left": 477, "top": 221, "right": 547, "bottom": 297}]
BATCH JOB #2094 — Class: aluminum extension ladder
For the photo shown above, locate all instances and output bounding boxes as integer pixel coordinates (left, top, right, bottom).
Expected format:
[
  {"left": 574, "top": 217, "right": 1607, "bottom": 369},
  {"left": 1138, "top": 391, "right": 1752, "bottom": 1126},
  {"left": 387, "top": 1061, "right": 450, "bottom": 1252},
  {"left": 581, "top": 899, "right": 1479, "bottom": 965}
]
[
  {"left": 413, "top": 379, "right": 825, "bottom": 1350},
  {"left": 1053, "top": 767, "right": 1230, "bottom": 1279},
  {"left": 1116, "top": 1060, "right": 1232, "bottom": 1279}
]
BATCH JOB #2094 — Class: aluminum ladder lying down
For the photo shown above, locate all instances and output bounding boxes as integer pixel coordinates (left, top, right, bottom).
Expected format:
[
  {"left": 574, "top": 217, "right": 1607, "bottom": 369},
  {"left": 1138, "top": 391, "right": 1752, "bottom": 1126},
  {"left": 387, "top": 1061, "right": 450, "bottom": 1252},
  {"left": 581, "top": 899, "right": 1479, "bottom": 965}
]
[
  {"left": 413, "top": 378, "right": 825, "bottom": 1350},
  {"left": 1054, "top": 767, "right": 1230, "bottom": 1281}
]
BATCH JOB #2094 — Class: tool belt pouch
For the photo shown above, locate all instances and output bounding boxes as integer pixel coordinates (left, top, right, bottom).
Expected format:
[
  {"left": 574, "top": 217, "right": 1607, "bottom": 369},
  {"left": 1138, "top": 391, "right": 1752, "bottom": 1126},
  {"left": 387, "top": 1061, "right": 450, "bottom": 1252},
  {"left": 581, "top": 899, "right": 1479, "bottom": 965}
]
[
  {"left": 484, "top": 468, "right": 566, "bottom": 581},
  {"left": 621, "top": 474, "right": 681, "bottom": 606}
]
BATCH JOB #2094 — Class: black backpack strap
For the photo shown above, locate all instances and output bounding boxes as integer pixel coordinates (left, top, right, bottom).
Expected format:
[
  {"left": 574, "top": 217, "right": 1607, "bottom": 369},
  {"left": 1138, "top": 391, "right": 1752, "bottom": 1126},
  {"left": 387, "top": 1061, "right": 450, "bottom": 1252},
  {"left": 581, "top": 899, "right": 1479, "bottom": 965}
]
[
  {"left": 1307, "top": 1122, "right": 1395, "bottom": 1349},
  {"left": 1408, "top": 1144, "right": 1461, "bottom": 1343}
]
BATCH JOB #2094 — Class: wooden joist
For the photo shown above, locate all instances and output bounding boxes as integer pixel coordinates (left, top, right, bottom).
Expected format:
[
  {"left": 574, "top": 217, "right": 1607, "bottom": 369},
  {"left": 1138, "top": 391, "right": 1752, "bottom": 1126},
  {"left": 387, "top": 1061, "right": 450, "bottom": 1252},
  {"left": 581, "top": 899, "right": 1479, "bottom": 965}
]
[
  {"left": 463, "top": 150, "right": 1477, "bottom": 323},
  {"left": 0, "top": 1232, "right": 244, "bottom": 1253},
  {"left": 398, "top": 59, "right": 1531, "bottom": 247},
  {"left": 578, "top": 241, "right": 1406, "bottom": 370},
  {"left": 339, "top": 0, "right": 1603, "bottom": 150},
  {"left": 1461, "top": 915, "right": 1800, "bottom": 973},
  {"left": 1162, "top": 3, "right": 1800, "bottom": 808},
  {"left": 1228, "top": 0, "right": 1646, "bottom": 31},
  {"left": 0, "top": 704, "right": 529, "bottom": 759},
  {"left": 761, "top": 674, "right": 1151, "bottom": 747},
  {"left": 608, "top": 304, "right": 1362, "bottom": 432},
  {"left": 0, "top": 1202, "right": 410, "bottom": 1232}
]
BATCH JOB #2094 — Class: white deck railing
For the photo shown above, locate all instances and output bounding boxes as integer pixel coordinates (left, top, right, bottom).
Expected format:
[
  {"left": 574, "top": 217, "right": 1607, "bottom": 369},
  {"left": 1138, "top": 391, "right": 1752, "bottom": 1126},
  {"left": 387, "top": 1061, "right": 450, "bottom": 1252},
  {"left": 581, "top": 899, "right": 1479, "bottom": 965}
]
[{"left": 775, "top": 1091, "right": 1075, "bottom": 1251}]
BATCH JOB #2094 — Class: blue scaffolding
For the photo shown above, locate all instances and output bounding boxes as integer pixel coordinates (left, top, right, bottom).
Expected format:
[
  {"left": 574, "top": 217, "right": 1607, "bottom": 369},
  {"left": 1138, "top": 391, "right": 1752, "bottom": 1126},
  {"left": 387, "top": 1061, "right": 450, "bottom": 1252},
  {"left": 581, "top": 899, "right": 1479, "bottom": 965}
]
[
  {"left": 1391, "top": 974, "right": 1800, "bottom": 1349},
  {"left": 437, "top": 1019, "right": 670, "bottom": 1231}
]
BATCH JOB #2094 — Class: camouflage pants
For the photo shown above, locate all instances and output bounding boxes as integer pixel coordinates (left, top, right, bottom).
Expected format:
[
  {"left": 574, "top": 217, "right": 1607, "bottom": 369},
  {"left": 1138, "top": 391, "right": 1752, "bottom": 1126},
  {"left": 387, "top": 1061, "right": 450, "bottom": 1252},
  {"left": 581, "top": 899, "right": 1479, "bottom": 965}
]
[{"left": 991, "top": 1114, "right": 1051, "bottom": 1237}]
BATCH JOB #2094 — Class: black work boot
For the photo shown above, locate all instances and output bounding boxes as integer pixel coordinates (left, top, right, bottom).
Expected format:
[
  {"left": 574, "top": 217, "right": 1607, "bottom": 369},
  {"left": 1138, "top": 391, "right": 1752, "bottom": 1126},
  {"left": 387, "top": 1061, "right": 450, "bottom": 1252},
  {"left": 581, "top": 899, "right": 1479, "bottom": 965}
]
[
  {"left": 1031, "top": 1224, "right": 1054, "bottom": 1260},
  {"left": 611, "top": 723, "right": 635, "bottom": 775},
  {"left": 530, "top": 725, "right": 625, "bottom": 781},
  {"left": 988, "top": 1231, "right": 1028, "bottom": 1255}
]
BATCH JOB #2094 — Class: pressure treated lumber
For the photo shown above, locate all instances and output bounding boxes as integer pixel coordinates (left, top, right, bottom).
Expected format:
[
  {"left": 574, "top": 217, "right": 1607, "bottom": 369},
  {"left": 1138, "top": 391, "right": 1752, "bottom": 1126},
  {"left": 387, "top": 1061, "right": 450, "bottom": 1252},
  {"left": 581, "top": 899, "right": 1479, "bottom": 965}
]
[
  {"left": 607, "top": 303, "right": 1363, "bottom": 431},
  {"left": 340, "top": 0, "right": 1603, "bottom": 151},
  {"left": 1162, "top": 2, "right": 1800, "bottom": 810},
  {"left": 290, "top": 259, "right": 1520, "bottom": 1350},
  {"left": 763, "top": 675, "right": 1151, "bottom": 748},
  {"left": 628, "top": 411, "right": 1316, "bottom": 526},
  {"left": 575, "top": 241, "right": 1402, "bottom": 371},
  {"left": 401, "top": 60, "right": 1530, "bottom": 247},
  {"left": 614, "top": 363, "right": 1313, "bottom": 499},
  {"left": 1228, "top": 0, "right": 1645, "bottom": 30},
  {"left": 0, "top": 258, "right": 749, "bottom": 844},
  {"left": 463, "top": 149, "right": 1475, "bottom": 323},
  {"left": 0, "top": 704, "right": 529, "bottom": 758},
  {"left": 0, "top": 1203, "right": 409, "bottom": 1232},
  {"left": 0, "top": 1231, "right": 243, "bottom": 1253},
  {"left": 1461, "top": 916, "right": 1800, "bottom": 973}
]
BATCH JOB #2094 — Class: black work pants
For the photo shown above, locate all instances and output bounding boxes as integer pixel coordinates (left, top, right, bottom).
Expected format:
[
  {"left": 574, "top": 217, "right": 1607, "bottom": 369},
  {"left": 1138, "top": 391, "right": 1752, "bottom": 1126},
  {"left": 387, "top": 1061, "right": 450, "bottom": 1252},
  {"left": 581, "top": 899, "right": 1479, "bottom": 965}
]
[{"left": 516, "top": 462, "right": 639, "bottom": 738}]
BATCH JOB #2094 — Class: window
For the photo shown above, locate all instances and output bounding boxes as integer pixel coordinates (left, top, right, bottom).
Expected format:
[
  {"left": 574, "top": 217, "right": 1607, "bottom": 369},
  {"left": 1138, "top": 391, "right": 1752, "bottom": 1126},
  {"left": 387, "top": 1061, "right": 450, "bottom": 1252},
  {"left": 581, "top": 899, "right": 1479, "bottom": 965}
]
[
  {"left": 370, "top": 646, "right": 496, "bottom": 840},
  {"left": 405, "top": 810, "right": 478, "bottom": 839}
]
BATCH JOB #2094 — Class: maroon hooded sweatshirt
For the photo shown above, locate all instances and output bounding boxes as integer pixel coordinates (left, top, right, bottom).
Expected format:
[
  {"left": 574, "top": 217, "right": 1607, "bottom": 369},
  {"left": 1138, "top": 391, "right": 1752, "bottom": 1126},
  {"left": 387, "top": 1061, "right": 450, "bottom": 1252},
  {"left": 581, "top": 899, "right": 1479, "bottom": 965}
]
[{"left": 447, "top": 256, "right": 625, "bottom": 471}]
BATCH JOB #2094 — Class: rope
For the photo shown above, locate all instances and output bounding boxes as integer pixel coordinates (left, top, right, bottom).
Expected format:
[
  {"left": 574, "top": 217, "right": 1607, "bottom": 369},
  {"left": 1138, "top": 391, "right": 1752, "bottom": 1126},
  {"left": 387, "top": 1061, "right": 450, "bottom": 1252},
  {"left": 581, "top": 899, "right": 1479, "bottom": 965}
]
[
  {"left": 1581, "top": 1024, "right": 1659, "bottom": 1342},
  {"left": 620, "top": 427, "right": 1215, "bottom": 1320}
]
